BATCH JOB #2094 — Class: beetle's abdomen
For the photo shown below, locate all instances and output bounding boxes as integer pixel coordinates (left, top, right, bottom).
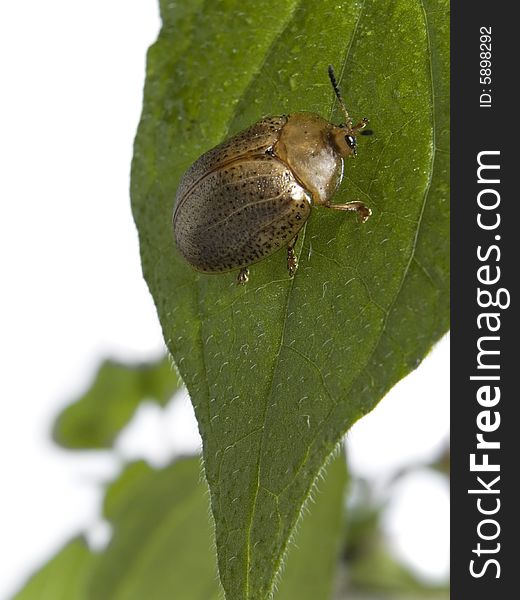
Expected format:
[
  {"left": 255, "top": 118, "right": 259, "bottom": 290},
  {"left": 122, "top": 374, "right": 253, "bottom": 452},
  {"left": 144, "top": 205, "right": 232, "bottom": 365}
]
[{"left": 174, "top": 156, "right": 311, "bottom": 273}]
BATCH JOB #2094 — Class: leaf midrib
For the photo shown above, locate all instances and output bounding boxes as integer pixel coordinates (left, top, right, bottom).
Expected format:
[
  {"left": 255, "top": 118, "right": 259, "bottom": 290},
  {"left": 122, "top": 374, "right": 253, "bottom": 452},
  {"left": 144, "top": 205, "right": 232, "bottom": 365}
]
[{"left": 242, "top": 1, "right": 370, "bottom": 597}]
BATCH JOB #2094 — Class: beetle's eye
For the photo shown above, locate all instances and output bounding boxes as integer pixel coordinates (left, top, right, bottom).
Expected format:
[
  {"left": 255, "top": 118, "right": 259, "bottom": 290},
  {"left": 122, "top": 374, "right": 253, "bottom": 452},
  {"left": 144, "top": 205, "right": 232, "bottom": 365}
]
[{"left": 345, "top": 135, "right": 356, "bottom": 150}]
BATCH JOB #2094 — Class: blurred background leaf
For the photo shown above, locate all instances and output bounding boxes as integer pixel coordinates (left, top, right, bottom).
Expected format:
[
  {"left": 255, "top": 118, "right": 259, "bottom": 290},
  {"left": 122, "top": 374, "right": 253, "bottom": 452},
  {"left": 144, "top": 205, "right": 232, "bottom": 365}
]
[
  {"left": 88, "top": 458, "right": 221, "bottom": 600},
  {"left": 13, "top": 538, "right": 94, "bottom": 600},
  {"left": 53, "top": 356, "right": 182, "bottom": 449},
  {"left": 337, "top": 480, "right": 449, "bottom": 599}
]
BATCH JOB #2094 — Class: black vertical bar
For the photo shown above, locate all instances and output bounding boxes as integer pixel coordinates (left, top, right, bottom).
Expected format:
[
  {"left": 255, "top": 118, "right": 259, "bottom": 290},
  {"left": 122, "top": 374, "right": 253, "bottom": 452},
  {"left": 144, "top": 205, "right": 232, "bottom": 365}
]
[{"left": 451, "top": 2, "right": 516, "bottom": 597}]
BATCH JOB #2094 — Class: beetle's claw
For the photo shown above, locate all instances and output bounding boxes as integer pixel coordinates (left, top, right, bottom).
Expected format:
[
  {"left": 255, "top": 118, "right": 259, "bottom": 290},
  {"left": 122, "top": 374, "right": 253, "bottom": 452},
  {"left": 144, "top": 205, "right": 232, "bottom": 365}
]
[
  {"left": 237, "top": 267, "right": 249, "bottom": 285},
  {"left": 357, "top": 204, "right": 372, "bottom": 223},
  {"left": 287, "top": 250, "right": 298, "bottom": 277}
]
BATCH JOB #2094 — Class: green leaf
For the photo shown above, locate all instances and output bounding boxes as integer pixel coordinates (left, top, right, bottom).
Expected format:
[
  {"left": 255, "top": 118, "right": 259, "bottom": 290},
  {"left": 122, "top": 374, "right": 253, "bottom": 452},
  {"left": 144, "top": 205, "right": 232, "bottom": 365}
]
[
  {"left": 53, "top": 356, "right": 182, "bottom": 449},
  {"left": 349, "top": 546, "right": 449, "bottom": 598},
  {"left": 13, "top": 538, "right": 94, "bottom": 600},
  {"left": 131, "top": 0, "right": 449, "bottom": 597},
  {"left": 89, "top": 458, "right": 222, "bottom": 600},
  {"left": 277, "top": 452, "right": 348, "bottom": 600}
]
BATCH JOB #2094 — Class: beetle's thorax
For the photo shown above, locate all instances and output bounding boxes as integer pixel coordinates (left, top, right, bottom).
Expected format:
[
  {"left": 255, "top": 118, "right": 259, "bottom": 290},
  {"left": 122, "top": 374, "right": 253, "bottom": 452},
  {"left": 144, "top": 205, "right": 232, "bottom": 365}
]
[{"left": 274, "top": 112, "right": 344, "bottom": 205}]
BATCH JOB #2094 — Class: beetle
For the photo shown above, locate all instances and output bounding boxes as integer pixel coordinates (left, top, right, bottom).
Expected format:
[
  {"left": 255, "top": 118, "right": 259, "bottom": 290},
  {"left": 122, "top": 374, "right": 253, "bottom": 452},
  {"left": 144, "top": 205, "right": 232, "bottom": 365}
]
[{"left": 173, "top": 65, "right": 371, "bottom": 284}]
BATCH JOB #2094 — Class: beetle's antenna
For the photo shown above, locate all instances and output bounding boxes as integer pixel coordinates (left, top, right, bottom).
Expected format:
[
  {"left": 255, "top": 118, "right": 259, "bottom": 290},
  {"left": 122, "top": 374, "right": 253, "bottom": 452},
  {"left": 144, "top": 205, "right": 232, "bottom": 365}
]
[{"left": 328, "top": 65, "right": 352, "bottom": 128}]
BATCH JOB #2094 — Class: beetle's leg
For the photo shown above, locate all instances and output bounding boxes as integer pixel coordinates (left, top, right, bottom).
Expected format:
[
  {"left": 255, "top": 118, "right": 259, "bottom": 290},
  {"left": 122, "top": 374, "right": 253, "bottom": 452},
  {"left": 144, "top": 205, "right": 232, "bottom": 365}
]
[
  {"left": 237, "top": 267, "right": 249, "bottom": 285},
  {"left": 287, "top": 235, "right": 299, "bottom": 277},
  {"left": 324, "top": 200, "right": 372, "bottom": 223}
]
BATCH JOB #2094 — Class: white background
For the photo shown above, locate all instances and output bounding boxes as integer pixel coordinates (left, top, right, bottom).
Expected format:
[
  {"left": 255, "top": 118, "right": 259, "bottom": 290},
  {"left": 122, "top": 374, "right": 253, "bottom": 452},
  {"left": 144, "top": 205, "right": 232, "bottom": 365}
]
[{"left": 0, "top": 2, "right": 449, "bottom": 598}]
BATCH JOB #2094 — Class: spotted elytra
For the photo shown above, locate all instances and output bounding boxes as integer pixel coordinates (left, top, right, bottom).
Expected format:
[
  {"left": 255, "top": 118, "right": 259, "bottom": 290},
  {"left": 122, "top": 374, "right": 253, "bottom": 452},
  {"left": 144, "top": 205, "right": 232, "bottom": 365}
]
[{"left": 173, "top": 65, "right": 371, "bottom": 284}]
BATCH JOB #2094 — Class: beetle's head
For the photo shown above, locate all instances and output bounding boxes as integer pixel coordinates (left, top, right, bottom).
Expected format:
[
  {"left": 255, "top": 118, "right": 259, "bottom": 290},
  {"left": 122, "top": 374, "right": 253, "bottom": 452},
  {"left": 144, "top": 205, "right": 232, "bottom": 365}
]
[{"left": 330, "top": 120, "right": 369, "bottom": 158}]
